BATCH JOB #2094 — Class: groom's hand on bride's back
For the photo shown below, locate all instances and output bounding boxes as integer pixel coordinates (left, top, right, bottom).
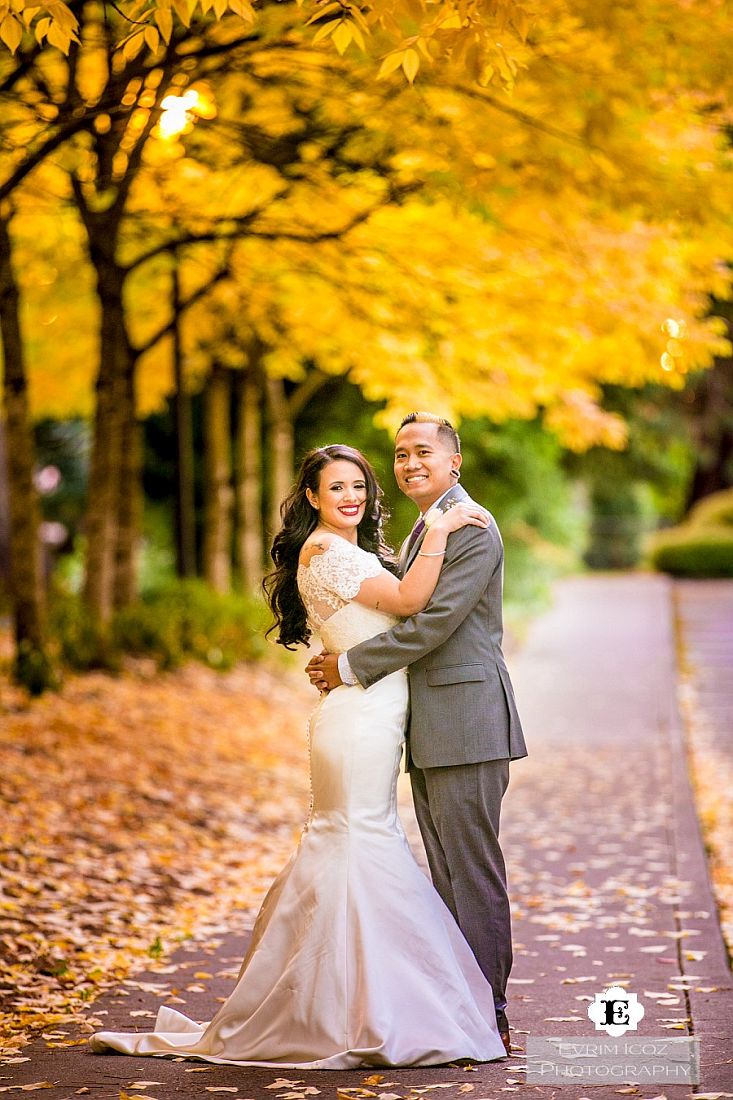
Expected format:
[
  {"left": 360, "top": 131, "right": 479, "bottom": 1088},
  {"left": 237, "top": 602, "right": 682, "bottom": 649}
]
[{"left": 306, "top": 652, "right": 343, "bottom": 692}]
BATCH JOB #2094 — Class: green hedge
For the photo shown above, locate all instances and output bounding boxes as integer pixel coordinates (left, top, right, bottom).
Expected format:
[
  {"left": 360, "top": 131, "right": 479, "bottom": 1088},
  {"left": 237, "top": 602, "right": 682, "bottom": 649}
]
[
  {"left": 49, "top": 579, "right": 270, "bottom": 672},
  {"left": 648, "top": 525, "right": 733, "bottom": 578},
  {"left": 687, "top": 487, "right": 733, "bottom": 529}
]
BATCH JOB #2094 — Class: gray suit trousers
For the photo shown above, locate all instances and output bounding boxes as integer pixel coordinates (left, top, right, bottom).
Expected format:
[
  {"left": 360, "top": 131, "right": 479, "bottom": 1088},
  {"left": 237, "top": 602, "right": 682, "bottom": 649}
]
[{"left": 409, "top": 757, "right": 512, "bottom": 1013}]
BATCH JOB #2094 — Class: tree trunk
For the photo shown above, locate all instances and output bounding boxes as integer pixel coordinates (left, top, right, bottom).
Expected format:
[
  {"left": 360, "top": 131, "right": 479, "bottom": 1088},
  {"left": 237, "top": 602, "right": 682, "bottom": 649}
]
[
  {"left": 81, "top": 251, "right": 130, "bottom": 622},
  {"left": 72, "top": 73, "right": 175, "bottom": 621},
  {"left": 684, "top": 311, "right": 733, "bottom": 509},
  {"left": 234, "top": 363, "right": 264, "bottom": 588},
  {"left": 203, "top": 364, "right": 233, "bottom": 592},
  {"left": 0, "top": 214, "right": 54, "bottom": 692},
  {"left": 0, "top": 411, "right": 10, "bottom": 589},
  {"left": 172, "top": 262, "right": 196, "bottom": 578},
  {"left": 112, "top": 360, "right": 143, "bottom": 609},
  {"left": 263, "top": 368, "right": 329, "bottom": 541},
  {"left": 265, "top": 375, "right": 294, "bottom": 539}
]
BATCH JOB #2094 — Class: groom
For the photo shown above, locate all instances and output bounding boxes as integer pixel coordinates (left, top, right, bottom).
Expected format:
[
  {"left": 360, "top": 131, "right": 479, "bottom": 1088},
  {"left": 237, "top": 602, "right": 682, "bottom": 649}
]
[{"left": 306, "top": 412, "right": 527, "bottom": 1055}]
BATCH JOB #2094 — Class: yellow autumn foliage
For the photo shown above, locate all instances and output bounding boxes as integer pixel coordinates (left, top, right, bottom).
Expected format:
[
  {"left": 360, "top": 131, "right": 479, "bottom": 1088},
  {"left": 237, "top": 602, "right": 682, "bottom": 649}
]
[
  {"left": 0, "top": 0, "right": 731, "bottom": 448},
  {"left": 1, "top": 0, "right": 534, "bottom": 90}
]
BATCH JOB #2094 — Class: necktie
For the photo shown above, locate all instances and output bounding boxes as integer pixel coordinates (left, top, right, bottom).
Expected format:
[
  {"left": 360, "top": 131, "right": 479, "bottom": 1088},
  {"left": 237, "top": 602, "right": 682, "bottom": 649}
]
[{"left": 405, "top": 515, "right": 426, "bottom": 558}]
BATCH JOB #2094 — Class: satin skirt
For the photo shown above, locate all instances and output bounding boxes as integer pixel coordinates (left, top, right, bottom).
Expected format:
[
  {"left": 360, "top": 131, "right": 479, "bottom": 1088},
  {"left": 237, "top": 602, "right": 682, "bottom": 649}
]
[{"left": 90, "top": 670, "right": 505, "bottom": 1067}]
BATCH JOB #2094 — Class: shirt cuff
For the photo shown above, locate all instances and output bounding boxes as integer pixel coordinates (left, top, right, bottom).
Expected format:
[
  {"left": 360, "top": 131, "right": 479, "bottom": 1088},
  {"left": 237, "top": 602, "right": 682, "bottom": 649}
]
[{"left": 338, "top": 653, "right": 359, "bottom": 686}]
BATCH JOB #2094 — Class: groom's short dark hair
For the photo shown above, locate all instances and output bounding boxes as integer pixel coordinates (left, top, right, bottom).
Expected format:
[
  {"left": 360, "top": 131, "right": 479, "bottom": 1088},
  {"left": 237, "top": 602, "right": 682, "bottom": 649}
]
[{"left": 398, "top": 412, "right": 461, "bottom": 454}]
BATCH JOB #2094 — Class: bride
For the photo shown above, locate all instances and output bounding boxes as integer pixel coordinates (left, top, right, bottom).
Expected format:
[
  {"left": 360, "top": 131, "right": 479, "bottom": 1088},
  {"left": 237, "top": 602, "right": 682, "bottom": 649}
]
[{"left": 90, "top": 444, "right": 507, "bottom": 1068}]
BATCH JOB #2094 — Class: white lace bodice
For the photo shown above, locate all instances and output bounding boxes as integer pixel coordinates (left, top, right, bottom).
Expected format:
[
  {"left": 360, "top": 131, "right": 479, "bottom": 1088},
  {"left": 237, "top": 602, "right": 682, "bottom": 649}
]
[
  {"left": 298, "top": 538, "right": 382, "bottom": 626},
  {"left": 297, "top": 538, "right": 398, "bottom": 653}
]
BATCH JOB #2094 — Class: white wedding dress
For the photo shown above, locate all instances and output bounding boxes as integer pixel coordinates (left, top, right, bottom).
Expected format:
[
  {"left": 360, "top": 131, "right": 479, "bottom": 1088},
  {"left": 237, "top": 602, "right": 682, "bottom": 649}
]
[{"left": 90, "top": 538, "right": 505, "bottom": 1068}]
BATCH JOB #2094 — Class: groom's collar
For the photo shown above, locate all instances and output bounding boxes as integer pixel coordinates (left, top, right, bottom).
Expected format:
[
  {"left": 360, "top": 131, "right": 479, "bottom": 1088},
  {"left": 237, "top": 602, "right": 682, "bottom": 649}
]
[
  {"left": 418, "top": 486, "right": 454, "bottom": 516},
  {"left": 422, "top": 482, "right": 468, "bottom": 515},
  {"left": 416, "top": 481, "right": 462, "bottom": 514}
]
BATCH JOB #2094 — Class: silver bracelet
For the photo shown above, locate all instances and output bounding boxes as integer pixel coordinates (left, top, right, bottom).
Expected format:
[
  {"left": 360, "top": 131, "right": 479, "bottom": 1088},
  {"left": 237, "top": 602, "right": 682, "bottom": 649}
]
[{"left": 418, "top": 549, "right": 447, "bottom": 557}]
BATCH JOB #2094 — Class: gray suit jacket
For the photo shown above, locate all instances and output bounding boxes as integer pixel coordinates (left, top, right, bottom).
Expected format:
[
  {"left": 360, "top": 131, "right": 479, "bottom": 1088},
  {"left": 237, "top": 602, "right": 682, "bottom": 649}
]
[{"left": 348, "top": 484, "right": 528, "bottom": 769}]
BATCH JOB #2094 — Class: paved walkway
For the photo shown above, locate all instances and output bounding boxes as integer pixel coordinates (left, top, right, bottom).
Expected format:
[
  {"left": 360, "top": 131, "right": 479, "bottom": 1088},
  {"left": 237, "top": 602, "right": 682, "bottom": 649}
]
[
  {"left": 500, "top": 574, "right": 733, "bottom": 1095},
  {"left": 675, "top": 579, "right": 733, "bottom": 763},
  {"left": 5, "top": 575, "right": 732, "bottom": 1098},
  {"left": 674, "top": 579, "right": 733, "bottom": 1007}
]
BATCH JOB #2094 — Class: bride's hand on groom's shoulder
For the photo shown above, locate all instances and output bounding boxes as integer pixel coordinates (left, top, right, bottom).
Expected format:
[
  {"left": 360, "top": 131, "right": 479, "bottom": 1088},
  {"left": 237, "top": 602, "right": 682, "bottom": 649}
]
[
  {"left": 306, "top": 652, "right": 343, "bottom": 692},
  {"left": 430, "top": 502, "right": 490, "bottom": 535}
]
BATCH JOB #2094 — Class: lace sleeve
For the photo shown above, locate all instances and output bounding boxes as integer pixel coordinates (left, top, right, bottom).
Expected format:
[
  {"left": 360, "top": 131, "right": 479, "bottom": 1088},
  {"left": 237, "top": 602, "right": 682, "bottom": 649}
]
[{"left": 308, "top": 539, "right": 383, "bottom": 601}]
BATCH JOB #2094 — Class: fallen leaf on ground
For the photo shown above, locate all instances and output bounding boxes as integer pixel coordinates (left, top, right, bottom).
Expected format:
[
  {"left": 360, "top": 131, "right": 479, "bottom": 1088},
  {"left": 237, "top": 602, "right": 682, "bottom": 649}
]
[
  {"left": 0, "top": 661, "right": 311, "bottom": 1053},
  {"left": 410, "top": 1087, "right": 455, "bottom": 1092},
  {"left": 0, "top": 1086, "right": 54, "bottom": 1094}
]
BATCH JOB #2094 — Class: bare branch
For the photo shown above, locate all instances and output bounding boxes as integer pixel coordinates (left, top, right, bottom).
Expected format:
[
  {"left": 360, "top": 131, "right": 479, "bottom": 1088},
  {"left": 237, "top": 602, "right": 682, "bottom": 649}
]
[
  {"left": 112, "top": 90, "right": 169, "bottom": 216},
  {"left": 448, "top": 81, "right": 591, "bottom": 149},
  {"left": 124, "top": 212, "right": 261, "bottom": 273},
  {"left": 133, "top": 261, "right": 231, "bottom": 356},
  {"left": 0, "top": 116, "right": 92, "bottom": 202},
  {"left": 288, "top": 368, "right": 330, "bottom": 418},
  {"left": 126, "top": 183, "right": 417, "bottom": 271},
  {"left": 104, "top": 0, "right": 149, "bottom": 26},
  {"left": 0, "top": 47, "right": 41, "bottom": 95}
]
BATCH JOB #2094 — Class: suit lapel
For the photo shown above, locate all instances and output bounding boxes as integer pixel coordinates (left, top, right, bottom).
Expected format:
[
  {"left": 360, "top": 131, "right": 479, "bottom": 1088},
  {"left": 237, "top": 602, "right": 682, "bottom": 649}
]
[
  {"left": 401, "top": 484, "right": 469, "bottom": 573},
  {"left": 398, "top": 534, "right": 412, "bottom": 574}
]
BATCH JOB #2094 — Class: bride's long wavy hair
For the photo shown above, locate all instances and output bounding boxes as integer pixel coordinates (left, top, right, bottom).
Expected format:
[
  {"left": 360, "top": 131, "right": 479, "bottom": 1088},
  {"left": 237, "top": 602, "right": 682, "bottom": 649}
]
[{"left": 264, "top": 445, "right": 396, "bottom": 649}]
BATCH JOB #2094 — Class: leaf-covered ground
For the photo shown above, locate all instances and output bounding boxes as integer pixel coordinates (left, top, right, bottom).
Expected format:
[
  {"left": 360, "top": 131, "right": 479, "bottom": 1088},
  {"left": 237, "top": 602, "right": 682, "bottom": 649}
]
[
  {"left": 2, "top": 575, "right": 732, "bottom": 1095},
  {"left": 0, "top": 653, "right": 313, "bottom": 1056},
  {"left": 675, "top": 581, "right": 733, "bottom": 965},
  {"left": 680, "top": 694, "right": 733, "bottom": 963}
]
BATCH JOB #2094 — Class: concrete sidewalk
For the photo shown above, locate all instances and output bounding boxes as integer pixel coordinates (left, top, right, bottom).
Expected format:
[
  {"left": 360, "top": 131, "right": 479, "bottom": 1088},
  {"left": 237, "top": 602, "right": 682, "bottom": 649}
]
[
  {"left": 5, "top": 574, "right": 732, "bottom": 1098},
  {"left": 500, "top": 574, "right": 733, "bottom": 1095}
]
